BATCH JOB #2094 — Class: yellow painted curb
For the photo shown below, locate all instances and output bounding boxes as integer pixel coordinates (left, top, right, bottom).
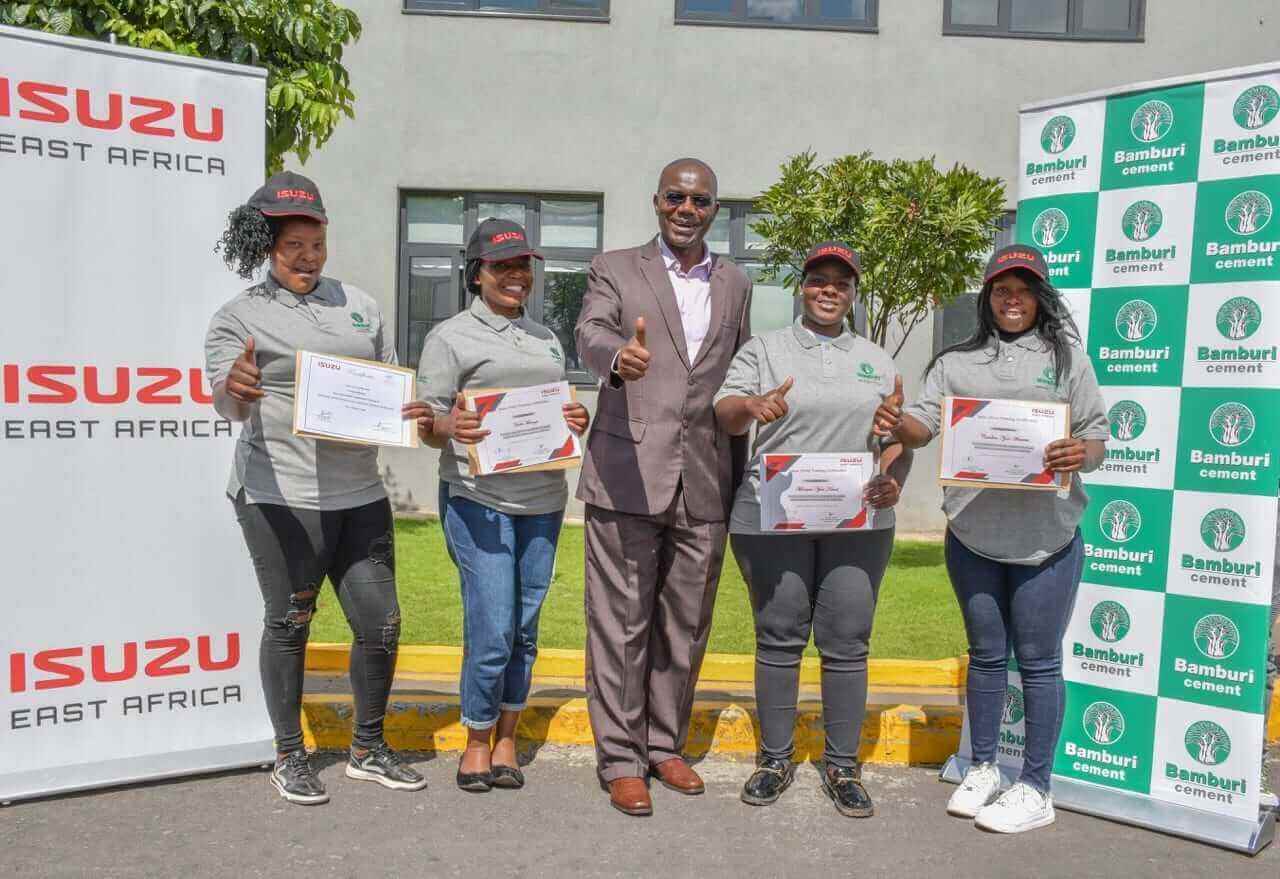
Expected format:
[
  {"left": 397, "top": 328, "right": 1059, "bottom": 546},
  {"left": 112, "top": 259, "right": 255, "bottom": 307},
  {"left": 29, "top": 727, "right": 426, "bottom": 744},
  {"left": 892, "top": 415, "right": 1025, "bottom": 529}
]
[
  {"left": 306, "top": 643, "right": 968, "bottom": 689},
  {"left": 300, "top": 694, "right": 964, "bottom": 766}
]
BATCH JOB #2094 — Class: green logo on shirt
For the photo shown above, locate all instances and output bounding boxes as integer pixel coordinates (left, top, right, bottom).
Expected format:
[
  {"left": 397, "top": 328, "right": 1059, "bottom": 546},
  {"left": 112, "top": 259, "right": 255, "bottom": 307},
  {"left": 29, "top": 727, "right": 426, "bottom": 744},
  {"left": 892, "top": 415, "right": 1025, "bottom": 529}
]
[
  {"left": 1036, "top": 366, "right": 1057, "bottom": 387},
  {"left": 351, "top": 311, "right": 371, "bottom": 331},
  {"left": 549, "top": 345, "right": 563, "bottom": 363},
  {"left": 856, "top": 361, "right": 881, "bottom": 383}
]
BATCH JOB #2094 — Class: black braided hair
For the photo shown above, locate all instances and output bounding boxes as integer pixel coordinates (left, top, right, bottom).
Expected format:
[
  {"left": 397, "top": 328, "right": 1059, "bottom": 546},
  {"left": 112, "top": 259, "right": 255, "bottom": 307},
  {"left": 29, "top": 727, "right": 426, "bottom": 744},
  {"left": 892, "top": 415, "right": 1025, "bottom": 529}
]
[{"left": 214, "top": 205, "right": 281, "bottom": 280}]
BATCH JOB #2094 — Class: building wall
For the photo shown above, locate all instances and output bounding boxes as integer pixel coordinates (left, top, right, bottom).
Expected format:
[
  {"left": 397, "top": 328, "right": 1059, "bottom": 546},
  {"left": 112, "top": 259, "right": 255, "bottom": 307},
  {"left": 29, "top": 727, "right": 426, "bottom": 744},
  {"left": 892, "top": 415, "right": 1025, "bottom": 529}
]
[{"left": 296, "top": 0, "right": 1280, "bottom": 531}]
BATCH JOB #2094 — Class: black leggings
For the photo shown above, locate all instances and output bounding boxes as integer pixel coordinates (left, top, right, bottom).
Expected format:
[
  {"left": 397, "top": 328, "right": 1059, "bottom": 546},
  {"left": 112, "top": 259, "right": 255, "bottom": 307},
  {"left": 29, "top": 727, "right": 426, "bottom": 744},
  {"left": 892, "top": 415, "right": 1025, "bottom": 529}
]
[
  {"left": 234, "top": 494, "right": 400, "bottom": 752},
  {"left": 732, "top": 529, "right": 894, "bottom": 768}
]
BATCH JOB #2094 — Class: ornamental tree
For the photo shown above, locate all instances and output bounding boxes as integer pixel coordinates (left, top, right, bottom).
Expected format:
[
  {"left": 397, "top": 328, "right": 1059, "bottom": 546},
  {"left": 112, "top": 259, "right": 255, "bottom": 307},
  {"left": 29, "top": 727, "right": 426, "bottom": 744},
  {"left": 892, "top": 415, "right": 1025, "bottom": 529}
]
[
  {"left": 2, "top": 0, "right": 361, "bottom": 172},
  {"left": 752, "top": 151, "right": 1006, "bottom": 356}
]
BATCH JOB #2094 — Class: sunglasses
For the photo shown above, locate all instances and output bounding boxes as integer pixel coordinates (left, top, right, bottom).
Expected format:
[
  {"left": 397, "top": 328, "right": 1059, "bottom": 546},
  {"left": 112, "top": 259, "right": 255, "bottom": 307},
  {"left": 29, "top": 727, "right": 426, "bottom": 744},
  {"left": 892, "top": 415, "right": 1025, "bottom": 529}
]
[{"left": 661, "top": 191, "right": 715, "bottom": 210}]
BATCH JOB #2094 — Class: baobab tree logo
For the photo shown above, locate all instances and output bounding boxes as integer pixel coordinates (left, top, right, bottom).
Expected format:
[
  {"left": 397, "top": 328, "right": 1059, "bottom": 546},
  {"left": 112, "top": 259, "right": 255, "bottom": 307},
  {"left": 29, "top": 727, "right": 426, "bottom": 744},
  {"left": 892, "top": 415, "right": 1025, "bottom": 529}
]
[
  {"left": 1194, "top": 614, "right": 1241, "bottom": 660},
  {"left": 1224, "top": 191, "right": 1272, "bottom": 236},
  {"left": 1199, "top": 508, "right": 1246, "bottom": 553},
  {"left": 1208, "top": 402, "right": 1255, "bottom": 448},
  {"left": 1083, "top": 701, "right": 1125, "bottom": 746},
  {"left": 1215, "top": 297, "right": 1262, "bottom": 341},
  {"left": 1041, "top": 115, "right": 1077, "bottom": 154},
  {"left": 1002, "top": 685, "right": 1026, "bottom": 725},
  {"left": 1099, "top": 500, "right": 1142, "bottom": 543},
  {"left": 1032, "top": 208, "right": 1069, "bottom": 248},
  {"left": 1108, "top": 400, "right": 1147, "bottom": 442},
  {"left": 1089, "top": 600, "right": 1132, "bottom": 644},
  {"left": 1114, "top": 299, "right": 1158, "bottom": 342},
  {"left": 1122, "top": 200, "right": 1163, "bottom": 242},
  {"left": 1184, "top": 721, "right": 1232, "bottom": 766},
  {"left": 1130, "top": 99, "right": 1174, "bottom": 143},
  {"left": 1233, "top": 84, "right": 1280, "bottom": 131}
]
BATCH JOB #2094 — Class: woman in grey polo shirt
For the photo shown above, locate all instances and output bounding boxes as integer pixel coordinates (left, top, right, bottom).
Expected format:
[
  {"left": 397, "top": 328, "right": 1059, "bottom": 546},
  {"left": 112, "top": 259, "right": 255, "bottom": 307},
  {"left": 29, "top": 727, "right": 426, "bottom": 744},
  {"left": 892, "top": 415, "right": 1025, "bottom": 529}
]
[
  {"left": 411, "top": 218, "right": 589, "bottom": 792},
  {"left": 878, "top": 243, "right": 1108, "bottom": 834},
  {"left": 714, "top": 242, "right": 912, "bottom": 818},
  {"left": 206, "top": 172, "right": 426, "bottom": 805}
]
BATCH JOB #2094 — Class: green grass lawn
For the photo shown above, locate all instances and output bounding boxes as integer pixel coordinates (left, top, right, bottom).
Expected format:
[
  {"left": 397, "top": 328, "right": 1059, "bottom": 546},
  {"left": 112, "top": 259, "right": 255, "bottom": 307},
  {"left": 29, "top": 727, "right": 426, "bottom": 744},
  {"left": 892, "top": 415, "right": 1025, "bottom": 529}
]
[{"left": 311, "top": 519, "right": 968, "bottom": 660}]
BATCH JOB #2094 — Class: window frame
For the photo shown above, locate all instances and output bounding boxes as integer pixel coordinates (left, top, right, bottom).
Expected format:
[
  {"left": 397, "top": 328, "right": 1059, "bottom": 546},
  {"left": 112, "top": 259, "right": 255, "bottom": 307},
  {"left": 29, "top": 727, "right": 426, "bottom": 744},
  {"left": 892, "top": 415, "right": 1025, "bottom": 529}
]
[
  {"left": 402, "top": 0, "right": 609, "bottom": 22},
  {"left": 675, "top": 0, "right": 878, "bottom": 33},
  {"left": 396, "top": 190, "right": 604, "bottom": 383},
  {"left": 942, "top": 0, "right": 1144, "bottom": 42}
]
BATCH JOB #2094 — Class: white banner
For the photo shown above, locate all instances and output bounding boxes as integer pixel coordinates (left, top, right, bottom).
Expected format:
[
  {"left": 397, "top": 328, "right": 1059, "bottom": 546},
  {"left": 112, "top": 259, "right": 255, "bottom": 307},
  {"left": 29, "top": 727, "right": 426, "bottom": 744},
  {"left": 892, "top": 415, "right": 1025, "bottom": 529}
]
[{"left": 0, "top": 27, "right": 272, "bottom": 801}]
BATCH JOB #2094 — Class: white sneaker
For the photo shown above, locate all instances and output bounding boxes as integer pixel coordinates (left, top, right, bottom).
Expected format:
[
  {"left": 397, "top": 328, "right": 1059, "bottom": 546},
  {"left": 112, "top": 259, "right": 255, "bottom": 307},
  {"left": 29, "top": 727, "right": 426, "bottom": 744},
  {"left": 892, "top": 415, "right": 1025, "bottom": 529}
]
[
  {"left": 974, "top": 782, "right": 1056, "bottom": 834},
  {"left": 947, "top": 762, "right": 1003, "bottom": 818}
]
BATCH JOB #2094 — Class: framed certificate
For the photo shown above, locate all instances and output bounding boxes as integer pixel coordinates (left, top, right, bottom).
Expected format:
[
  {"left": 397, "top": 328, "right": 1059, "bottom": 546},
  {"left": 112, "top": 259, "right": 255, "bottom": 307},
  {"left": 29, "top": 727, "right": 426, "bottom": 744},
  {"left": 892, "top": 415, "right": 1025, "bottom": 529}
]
[
  {"left": 292, "top": 350, "right": 419, "bottom": 448},
  {"left": 759, "top": 453, "right": 876, "bottom": 532},
  {"left": 463, "top": 381, "right": 582, "bottom": 476},
  {"left": 938, "top": 396, "right": 1070, "bottom": 491}
]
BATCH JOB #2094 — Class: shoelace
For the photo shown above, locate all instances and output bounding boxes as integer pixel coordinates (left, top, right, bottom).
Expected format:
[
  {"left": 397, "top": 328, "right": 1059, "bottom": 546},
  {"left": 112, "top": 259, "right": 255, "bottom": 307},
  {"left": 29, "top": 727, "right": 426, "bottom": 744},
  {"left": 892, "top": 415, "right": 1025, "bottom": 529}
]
[
  {"left": 285, "top": 751, "right": 316, "bottom": 779},
  {"left": 961, "top": 766, "right": 998, "bottom": 792},
  {"left": 369, "top": 743, "right": 403, "bottom": 766},
  {"left": 1000, "top": 783, "right": 1044, "bottom": 811}
]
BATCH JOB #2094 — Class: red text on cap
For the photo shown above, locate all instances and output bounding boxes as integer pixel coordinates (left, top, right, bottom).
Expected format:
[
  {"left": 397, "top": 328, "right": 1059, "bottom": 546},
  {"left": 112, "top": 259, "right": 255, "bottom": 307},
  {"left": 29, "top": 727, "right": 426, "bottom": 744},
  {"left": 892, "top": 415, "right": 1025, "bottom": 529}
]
[
  {"left": 491, "top": 231, "right": 525, "bottom": 244},
  {"left": 276, "top": 189, "right": 316, "bottom": 202}
]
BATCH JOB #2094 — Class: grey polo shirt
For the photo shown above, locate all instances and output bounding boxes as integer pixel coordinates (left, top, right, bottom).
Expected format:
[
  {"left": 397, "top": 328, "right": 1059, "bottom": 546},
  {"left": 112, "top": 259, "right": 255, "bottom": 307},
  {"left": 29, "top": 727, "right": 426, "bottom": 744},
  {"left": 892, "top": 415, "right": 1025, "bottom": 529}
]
[
  {"left": 904, "top": 333, "right": 1109, "bottom": 565},
  {"left": 715, "top": 319, "right": 899, "bottom": 535},
  {"left": 205, "top": 274, "right": 394, "bottom": 511},
  {"left": 416, "top": 297, "right": 570, "bottom": 516}
]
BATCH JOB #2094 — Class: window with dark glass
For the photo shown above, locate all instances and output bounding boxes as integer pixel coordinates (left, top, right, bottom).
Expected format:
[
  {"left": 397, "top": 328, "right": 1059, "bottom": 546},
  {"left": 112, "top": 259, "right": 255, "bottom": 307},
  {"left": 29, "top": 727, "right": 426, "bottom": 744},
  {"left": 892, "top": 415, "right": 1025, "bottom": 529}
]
[
  {"left": 398, "top": 192, "right": 603, "bottom": 381},
  {"left": 676, "top": 0, "right": 877, "bottom": 32},
  {"left": 944, "top": 0, "right": 1143, "bottom": 41},
  {"left": 933, "top": 211, "right": 1017, "bottom": 353},
  {"left": 404, "top": 0, "right": 607, "bottom": 20}
]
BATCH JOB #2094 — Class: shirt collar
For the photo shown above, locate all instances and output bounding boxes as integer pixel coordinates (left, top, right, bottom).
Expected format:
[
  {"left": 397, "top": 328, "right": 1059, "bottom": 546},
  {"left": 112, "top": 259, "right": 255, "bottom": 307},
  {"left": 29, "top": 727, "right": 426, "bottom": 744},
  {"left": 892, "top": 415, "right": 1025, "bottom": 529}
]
[
  {"left": 469, "top": 294, "right": 524, "bottom": 332},
  {"left": 792, "top": 316, "right": 856, "bottom": 351},
  {"left": 657, "top": 237, "right": 713, "bottom": 280},
  {"left": 991, "top": 331, "right": 1049, "bottom": 353}
]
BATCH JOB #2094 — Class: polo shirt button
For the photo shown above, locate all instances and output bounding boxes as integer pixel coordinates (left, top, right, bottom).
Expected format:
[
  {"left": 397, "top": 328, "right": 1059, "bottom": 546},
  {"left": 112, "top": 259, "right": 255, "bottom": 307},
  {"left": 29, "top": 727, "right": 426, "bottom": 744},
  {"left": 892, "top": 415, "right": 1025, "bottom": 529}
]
[{"left": 1006, "top": 356, "right": 1014, "bottom": 362}]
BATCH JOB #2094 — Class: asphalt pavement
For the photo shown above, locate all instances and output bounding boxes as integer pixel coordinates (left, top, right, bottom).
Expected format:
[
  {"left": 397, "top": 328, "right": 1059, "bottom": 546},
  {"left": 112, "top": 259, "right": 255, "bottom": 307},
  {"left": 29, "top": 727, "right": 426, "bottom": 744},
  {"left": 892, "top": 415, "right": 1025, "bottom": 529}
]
[{"left": 3, "top": 747, "right": 1277, "bottom": 878}]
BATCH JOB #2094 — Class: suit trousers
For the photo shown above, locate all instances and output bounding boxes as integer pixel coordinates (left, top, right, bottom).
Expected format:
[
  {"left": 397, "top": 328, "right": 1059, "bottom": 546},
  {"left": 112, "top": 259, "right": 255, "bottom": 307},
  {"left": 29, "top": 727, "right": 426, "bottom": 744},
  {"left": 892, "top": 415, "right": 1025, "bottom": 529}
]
[{"left": 583, "top": 485, "right": 728, "bottom": 781}]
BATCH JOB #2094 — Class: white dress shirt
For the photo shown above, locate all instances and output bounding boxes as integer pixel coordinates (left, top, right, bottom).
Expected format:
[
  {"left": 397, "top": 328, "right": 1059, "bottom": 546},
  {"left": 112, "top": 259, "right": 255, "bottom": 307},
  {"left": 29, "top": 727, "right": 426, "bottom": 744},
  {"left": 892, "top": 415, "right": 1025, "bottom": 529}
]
[{"left": 658, "top": 237, "right": 713, "bottom": 363}]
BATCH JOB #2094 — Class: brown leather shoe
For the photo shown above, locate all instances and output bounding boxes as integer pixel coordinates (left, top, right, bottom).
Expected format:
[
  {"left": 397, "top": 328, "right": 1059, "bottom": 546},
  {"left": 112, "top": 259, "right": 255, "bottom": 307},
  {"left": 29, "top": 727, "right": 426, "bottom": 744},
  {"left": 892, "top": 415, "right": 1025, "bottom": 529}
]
[
  {"left": 651, "top": 757, "right": 705, "bottom": 795},
  {"left": 608, "top": 777, "right": 653, "bottom": 816}
]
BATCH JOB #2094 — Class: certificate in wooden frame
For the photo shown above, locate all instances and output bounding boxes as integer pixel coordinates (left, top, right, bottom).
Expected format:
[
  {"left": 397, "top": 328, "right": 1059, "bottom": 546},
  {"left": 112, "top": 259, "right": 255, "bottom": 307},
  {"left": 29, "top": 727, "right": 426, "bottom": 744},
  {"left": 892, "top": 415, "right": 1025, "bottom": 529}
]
[
  {"left": 461, "top": 384, "right": 583, "bottom": 476},
  {"left": 291, "top": 350, "right": 420, "bottom": 448},
  {"left": 937, "top": 396, "right": 1070, "bottom": 491}
]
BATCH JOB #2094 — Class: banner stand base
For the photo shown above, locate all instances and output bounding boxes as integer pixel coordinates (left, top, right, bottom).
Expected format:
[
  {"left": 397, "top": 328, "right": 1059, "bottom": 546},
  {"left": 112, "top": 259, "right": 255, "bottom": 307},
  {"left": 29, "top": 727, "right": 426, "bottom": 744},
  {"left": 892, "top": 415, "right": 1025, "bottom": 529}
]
[
  {"left": 941, "top": 755, "right": 1275, "bottom": 856},
  {"left": 0, "top": 741, "right": 275, "bottom": 805}
]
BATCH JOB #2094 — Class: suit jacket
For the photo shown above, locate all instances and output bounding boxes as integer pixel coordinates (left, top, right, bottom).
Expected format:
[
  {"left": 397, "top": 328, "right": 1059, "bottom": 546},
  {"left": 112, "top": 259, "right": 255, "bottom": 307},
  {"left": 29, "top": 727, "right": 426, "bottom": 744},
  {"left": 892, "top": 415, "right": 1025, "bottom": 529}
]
[{"left": 575, "top": 238, "right": 752, "bottom": 521}]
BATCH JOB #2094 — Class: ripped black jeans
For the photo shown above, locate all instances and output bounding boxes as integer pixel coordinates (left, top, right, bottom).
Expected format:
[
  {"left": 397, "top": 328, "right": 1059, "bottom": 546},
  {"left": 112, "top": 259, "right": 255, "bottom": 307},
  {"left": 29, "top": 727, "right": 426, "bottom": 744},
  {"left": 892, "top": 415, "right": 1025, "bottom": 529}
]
[{"left": 234, "top": 494, "right": 400, "bottom": 752}]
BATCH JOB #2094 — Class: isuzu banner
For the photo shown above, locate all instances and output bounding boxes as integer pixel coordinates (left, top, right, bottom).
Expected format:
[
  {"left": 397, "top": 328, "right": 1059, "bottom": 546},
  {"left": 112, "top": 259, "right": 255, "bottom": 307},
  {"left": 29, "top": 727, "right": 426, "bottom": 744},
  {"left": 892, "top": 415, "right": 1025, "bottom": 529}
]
[
  {"left": 0, "top": 26, "right": 272, "bottom": 801},
  {"left": 945, "top": 63, "right": 1280, "bottom": 854}
]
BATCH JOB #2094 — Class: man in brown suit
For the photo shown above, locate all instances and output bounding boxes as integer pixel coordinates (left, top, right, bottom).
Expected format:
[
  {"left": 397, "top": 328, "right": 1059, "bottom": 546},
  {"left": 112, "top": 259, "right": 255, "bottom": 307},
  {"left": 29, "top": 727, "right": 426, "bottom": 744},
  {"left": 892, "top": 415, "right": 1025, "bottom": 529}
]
[{"left": 575, "top": 158, "right": 752, "bottom": 815}]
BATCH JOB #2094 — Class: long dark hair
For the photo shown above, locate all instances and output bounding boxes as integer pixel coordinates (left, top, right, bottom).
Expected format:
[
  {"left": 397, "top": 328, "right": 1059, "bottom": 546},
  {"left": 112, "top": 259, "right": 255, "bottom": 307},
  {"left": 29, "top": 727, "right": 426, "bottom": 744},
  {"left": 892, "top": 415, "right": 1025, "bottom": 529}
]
[
  {"left": 214, "top": 205, "right": 283, "bottom": 280},
  {"left": 924, "top": 268, "right": 1080, "bottom": 386}
]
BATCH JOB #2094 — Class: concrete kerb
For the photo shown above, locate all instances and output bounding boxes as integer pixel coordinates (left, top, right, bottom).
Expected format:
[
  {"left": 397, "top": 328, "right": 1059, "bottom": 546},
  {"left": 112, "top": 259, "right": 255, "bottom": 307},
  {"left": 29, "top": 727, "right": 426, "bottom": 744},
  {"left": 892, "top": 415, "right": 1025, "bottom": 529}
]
[{"left": 303, "top": 644, "right": 1280, "bottom": 759}]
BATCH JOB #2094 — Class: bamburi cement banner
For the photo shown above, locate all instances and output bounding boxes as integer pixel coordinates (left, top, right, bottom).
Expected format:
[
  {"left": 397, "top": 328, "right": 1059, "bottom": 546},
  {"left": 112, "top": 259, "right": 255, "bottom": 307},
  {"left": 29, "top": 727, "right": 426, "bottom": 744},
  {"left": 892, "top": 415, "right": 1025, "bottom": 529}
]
[
  {"left": 949, "top": 64, "right": 1280, "bottom": 854},
  {"left": 0, "top": 27, "right": 273, "bottom": 801}
]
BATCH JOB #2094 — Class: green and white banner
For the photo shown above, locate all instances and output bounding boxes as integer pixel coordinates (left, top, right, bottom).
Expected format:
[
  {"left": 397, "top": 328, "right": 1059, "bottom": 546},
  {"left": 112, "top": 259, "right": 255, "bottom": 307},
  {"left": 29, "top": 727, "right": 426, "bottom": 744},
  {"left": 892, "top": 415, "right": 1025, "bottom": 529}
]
[{"left": 950, "top": 63, "right": 1279, "bottom": 854}]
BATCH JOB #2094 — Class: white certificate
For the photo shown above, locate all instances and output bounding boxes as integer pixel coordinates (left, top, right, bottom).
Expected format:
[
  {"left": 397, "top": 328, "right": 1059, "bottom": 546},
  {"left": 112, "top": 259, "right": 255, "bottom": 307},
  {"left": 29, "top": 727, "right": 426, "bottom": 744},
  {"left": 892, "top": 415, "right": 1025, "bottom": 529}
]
[
  {"left": 938, "top": 396, "right": 1069, "bottom": 491},
  {"left": 292, "top": 351, "right": 418, "bottom": 448},
  {"left": 464, "top": 381, "right": 582, "bottom": 476},
  {"left": 759, "top": 453, "right": 875, "bottom": 532}
]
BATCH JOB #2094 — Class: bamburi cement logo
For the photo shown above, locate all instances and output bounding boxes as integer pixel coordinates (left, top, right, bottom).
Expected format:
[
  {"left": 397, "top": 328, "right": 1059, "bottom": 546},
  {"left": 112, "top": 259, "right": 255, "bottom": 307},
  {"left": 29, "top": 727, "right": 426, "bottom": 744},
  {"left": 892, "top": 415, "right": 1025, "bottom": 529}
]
[
  {"left": 1184, "top": 720, "right": 1231, "bottom": 765},
  {"left": 1216, "top": 297, "right": 1262, "bottom": 341},
  {"left": 1035, "top": 366, "right": 1057, "bottom": 388},
  {"left": 1208, "top": 402, "right": 1256, "bottom": 447},
  {"left": 1193, "top": 614, "right": 1241, "bottom": 660},
  {"left": 1122, "top": 200, "right": 1163, "bottom": 242},
  {"left": 1089, "top": 601, "right": 1132, "bottom": 643},
  {"left": 1131, "top": 99, "right": 1174, "bottom": 143},
  {"left": 1083, "top": 701, "right": 1126, "bottom": 745},
  {"left": 1002, "top": 685, "right": 1025, "bottom": 725},
  {"left": 1199, "top": 508, "right": 1246, "bottom": 552},
  {"left": 1032, "top": 208, "right": 1069, "bottom": 248},
  {"left": 1234, "top": 85, "right": 1280, "bottom": 131},
  {"left": 1224, "top": 191, "right": 1272, "bottom": 236},
  {"left": 1108, "top": 401, "right": 1147, "bottom": 441},
  {"left": 857, "top": 362, "right": 881, "bottom": 382},
  {"left": 1099, "top": 500, "right": 1142, "bottom": 543},
  {"left": 350, "top": 311, "right": 371, "bottom": 331},
  {"left": 1115, "top": 299, "right": 1157, "bottom": 342},
  {"left": 1042, "top": 115, "right": 1077, "bottom": 154}
]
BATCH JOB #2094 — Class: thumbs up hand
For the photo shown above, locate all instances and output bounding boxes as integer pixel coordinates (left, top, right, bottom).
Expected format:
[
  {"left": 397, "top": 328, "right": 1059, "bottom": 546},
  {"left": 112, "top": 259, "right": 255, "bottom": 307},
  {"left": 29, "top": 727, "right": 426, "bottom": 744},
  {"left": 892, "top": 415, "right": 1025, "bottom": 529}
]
[
  {"left": 615, "top": 317, "right": 651, "bottom": 382},
  {"left": 447, "top": 392, "right": 491, "bottom": 445},
  {"left": 744, "top": 376, "right": 794, "bottom": 425},
  {"left": 872, "top": 374, "right": 904, "bottom": 437},
  {"left": 226, "top": 335, "right": 265, "bottom": 403}
]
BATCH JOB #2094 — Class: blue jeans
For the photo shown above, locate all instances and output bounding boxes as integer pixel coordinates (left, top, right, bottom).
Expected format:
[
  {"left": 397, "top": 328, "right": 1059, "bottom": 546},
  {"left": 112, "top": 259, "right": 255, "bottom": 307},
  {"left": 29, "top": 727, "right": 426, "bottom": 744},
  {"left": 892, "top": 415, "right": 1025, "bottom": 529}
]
[
  {"left": 946, "top": 529, "right": 1083, "bottom": 794},
  {"left": 439, "top": 484, "right": 564, "bottom": 730}
]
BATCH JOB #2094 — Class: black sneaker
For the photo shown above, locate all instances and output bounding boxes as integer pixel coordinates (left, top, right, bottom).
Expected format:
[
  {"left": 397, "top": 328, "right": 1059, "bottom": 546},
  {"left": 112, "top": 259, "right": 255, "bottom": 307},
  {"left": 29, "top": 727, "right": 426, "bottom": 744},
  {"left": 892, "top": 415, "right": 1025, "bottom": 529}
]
[
  {"left": 741, "top": 756, "right": 795, "bottom": 806},
  {"left": 270, "top": 750, "right": 329, "bottom": 806},
  {"left": 346, "top": 742, "right": 428, "bottom": 791},
  {"left": 821, "top": 763, "right": 874, "bottom": 818}
]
